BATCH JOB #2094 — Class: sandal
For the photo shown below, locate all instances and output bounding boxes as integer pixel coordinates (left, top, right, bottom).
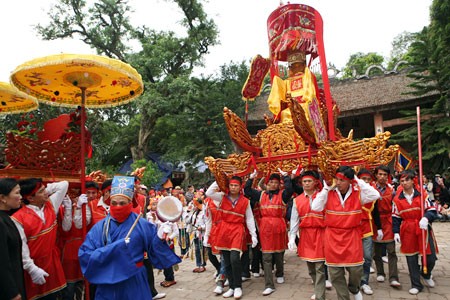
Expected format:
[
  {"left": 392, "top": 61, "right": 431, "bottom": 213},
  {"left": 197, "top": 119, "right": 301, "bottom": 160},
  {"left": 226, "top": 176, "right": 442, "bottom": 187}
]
[{"left": 160, "top": 280, "right": 177, "bottom": 287}]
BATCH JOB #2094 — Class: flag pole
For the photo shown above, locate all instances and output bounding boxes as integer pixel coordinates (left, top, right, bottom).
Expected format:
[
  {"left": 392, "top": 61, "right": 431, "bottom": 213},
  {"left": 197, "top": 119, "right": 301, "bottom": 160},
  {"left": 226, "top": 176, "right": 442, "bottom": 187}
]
[{"left": 416, "top": 106, "right": 427, "bottom": 274}]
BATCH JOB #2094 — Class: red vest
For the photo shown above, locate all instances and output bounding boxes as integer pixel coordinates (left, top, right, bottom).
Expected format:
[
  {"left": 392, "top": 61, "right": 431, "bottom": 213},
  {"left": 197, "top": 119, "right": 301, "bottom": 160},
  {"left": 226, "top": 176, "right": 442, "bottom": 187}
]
[
  {"left": 324, "top": 188, "right": 363, "bottom": 266},
  {"left": 57, "top": 206, "right": 83, "bottom": 282},
  {"left": 294, "top": 192, "right": 325, "bottom": 261},
  {"left": 393, "top": 190, "right": 439, "bottom": 256},
  {"left": 12, "top": 202, "right": 66, "bottom": 300},
  {"left": 259, "top": 191, "right": 287, "bottom": 253},
  {"left": 372, "top": 184, "right": 394, "bottom": 242},
  {"left": 215, "top": 194, "right": 249, "bottom": 252}
]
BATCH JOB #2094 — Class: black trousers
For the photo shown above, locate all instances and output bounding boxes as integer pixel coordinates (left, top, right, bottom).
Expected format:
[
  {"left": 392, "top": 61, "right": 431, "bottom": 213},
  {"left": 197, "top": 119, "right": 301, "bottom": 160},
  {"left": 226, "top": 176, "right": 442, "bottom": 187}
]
[
  {"left": 207, "top": 247, "right": 221, "bottom": 273},
  {"left": 222, "top": 250, "right": 242, "bottom": 289},
  {"left": 241, "top": 249, "right": 251, "bottom": 278},
  {"left": 144, "top": 258, "right": 158, "bottom": 297},
  {"left": 406, "top": 229, "right": 438, "bottom": 290}
]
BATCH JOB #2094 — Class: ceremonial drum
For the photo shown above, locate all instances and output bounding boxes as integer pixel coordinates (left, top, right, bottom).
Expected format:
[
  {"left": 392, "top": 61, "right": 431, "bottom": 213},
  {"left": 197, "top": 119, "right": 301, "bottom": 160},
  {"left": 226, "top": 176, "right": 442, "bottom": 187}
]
[{"left": 156, "top": 196, "right": 183, "bottom": 222}]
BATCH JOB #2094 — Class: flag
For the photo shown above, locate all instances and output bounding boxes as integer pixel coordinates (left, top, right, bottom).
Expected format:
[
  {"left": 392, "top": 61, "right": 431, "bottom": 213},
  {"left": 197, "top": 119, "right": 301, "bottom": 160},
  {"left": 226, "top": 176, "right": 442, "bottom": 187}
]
[{"left": 394, "top": 147, "right": 414, "bottom": 172}]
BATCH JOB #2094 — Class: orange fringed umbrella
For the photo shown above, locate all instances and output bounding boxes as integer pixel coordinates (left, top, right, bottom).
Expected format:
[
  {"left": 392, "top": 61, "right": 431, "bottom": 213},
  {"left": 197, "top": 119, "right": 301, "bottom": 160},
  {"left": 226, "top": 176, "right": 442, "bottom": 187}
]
[{"left": 0, "top": 81, "right": 38, "bottom": 114}]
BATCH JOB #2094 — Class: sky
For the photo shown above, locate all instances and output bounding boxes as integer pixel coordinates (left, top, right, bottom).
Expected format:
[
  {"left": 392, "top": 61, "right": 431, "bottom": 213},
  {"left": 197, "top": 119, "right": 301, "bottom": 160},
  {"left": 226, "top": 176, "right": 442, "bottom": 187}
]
[{"left": 0, "top": 0, "right": 433, "bottom": 82}]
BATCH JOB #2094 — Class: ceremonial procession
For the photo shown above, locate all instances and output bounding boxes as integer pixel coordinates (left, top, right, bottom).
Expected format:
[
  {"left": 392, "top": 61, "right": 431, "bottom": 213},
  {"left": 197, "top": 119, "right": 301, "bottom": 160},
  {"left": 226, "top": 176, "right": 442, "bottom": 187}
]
[{"left": 1, "top": 1, "right": 449, "bottom": 300}]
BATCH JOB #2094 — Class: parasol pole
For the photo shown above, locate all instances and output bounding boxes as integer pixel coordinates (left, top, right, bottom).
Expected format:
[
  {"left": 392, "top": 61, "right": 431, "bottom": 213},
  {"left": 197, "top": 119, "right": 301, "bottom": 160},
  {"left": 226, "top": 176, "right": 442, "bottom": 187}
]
[
  {"left": 80, "top": 87, "right": 90, "bottom": 300},
  {"left": 80, "top": 87, "right": 87, "bottom": 236},
  {"left": 416, "top": 106, "right": 427, "bottom": 274}
]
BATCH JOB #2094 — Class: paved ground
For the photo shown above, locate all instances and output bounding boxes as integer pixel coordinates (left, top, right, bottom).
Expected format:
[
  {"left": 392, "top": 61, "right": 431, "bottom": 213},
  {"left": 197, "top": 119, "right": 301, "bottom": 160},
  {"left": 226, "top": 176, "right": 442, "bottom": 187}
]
[{"left": 154, "top": 222, "right": 450, "bottom": 300}]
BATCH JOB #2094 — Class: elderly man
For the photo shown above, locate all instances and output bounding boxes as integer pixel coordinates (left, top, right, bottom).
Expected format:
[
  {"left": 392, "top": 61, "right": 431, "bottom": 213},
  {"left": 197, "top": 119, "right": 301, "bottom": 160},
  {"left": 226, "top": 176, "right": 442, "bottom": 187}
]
[{"left": 78, "top": 176, "right": 181, "bottom": 300}]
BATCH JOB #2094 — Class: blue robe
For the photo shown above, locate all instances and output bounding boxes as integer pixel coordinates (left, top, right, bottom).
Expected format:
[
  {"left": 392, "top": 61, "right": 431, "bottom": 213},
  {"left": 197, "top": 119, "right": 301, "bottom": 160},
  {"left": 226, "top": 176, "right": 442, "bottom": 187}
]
[{"left": 79, "top": 213, "right": 181, "bottom": 300}]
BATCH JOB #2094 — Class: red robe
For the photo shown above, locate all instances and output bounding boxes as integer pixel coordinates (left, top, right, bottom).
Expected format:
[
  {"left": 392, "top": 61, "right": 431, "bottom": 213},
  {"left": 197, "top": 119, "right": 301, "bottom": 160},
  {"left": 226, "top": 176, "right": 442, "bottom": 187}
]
[
  {"left": 324, "top": 188, "right": 364, "bottom": 266},
  {"left": 259, "top": 191, "right": 287, "bottom": 253},
  {"left": 393, "top": 190, "right": 439, "bottom": 256},
  {"left": 205, "top": 197, "right": 222, "bottom": 255},
  {"left": 12, "top": 202, "right": 66, "bottom": 300},
  {"left": 57, "top": 206, "right": 83, "bottom": 282},
  {"left": 295, "top": 192, "right": 325, "bottom": 261},
  {"left": 215, "top": 194, "right": 249, "bottom": 252},
  {"left": 372, "top": 184, "right": 394, "bottom": 242}
]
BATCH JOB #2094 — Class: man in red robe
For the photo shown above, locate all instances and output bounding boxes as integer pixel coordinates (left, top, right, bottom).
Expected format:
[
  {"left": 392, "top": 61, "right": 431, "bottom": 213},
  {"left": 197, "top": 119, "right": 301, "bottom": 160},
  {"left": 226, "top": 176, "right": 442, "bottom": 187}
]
[
  {"left": 372, "top": 166, "right": 401, "bottom": 288},
  {"left": 392, "top": 170, "right": 438, "bottom": 295},
  {"left": 88, "top": 179, "right": 112, "bottom": 227},
  {"left": 311, "top": 166, "right": 379, "bottom": 300},
  {"left": 288, "top": 170, "right": 325, "bottom": 300},
  {"left": 206, "top": 176, "right": 258, "bottom": 299},
  {"left": 12, "top": 178, "right": 69, "bottom": 300},
  {"left": 244, "top": 169, "right": 294, "bottom": 296}
]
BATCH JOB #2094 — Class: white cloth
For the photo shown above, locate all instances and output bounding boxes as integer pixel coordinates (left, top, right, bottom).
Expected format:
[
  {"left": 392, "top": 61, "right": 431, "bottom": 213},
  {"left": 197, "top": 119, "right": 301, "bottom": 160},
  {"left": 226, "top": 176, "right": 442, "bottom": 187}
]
[
  {"left": 394, "top": 233, "right": 401, "bottom": 244},
  {"left": 61, "top": 196, "right": 73, "bottom": 232},
  {"left": 419, "top": 217, "right": 429, "bottom": 230}
]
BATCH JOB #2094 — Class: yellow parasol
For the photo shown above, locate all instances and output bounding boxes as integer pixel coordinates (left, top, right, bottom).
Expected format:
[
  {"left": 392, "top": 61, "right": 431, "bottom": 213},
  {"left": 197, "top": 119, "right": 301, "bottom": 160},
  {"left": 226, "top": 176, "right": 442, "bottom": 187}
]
[
  {"left": 10, "top": 53, "right": 144, "bottom": 185},
  {"left": 0, "top": 81, "right": 38, "bottom": 114}
]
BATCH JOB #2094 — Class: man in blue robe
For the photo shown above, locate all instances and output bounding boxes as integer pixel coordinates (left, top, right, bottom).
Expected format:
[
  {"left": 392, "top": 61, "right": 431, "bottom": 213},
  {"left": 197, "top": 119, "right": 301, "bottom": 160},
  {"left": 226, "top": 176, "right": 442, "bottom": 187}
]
[{"left": 79, "top": 176, "right": 181, "bottom": 300}]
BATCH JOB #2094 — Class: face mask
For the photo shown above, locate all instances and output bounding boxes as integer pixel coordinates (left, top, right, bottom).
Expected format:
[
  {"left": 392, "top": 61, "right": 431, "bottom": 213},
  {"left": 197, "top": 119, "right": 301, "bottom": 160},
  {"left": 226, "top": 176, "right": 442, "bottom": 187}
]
[{"left": 110, "top": 203, "right": 132, "bottom": 223}]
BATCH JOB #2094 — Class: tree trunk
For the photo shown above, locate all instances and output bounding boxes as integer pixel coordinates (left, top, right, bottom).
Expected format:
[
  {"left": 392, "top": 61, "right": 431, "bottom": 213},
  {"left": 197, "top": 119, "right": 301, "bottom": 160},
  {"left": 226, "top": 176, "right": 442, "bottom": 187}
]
[{"left": 131, "top": 112, "right": 156, "bottom": 161}]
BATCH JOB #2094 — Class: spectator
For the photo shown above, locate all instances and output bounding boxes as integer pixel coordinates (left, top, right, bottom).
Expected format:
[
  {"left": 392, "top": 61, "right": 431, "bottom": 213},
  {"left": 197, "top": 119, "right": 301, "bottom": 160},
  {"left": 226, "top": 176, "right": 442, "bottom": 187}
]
[{"left": 0, "top": 178, "right": 26, "bottom": 300}]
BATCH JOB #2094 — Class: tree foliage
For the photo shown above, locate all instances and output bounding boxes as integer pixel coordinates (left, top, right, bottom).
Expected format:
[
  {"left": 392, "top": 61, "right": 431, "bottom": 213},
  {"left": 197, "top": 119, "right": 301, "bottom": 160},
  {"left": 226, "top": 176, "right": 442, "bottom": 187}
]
[
  {"left": 130, "top": 159, "right": 164, "bottom": 188},
  {"left": 386, "top": 31, "right": 416, "bottom": 70},
  {"left": 390, "top": 0, "right": 450, "bottom": 173},
  {"left": 342, "top": 52, "right": 385, "bottom": 78}
]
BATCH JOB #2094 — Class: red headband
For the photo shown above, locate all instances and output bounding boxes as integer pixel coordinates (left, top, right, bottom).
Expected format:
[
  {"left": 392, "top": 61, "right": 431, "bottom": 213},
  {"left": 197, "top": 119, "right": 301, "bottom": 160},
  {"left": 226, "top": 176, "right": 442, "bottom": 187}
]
[
  {"left": 336, "top": 173, "right": 352, "bottom": 181},
  {"left": 301, "top": 175, "right": 316, "bottom": 181},
  {"left": 102, "top": 186, "right": 111, "bottom": 192},
  {"left": 229, "top": 179, "right": 241, "bottom": 185},
  {"left": 86, "top": 187, "right": 98, "bottom": 192},
  {"left": 23, "top": 182, "right": 43, "bottom": 198}
]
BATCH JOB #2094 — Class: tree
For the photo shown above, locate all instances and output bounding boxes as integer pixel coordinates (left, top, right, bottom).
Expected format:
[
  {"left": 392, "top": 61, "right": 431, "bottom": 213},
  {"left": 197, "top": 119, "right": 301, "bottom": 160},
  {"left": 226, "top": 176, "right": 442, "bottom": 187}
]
[
  {"left": 341, "top": 52, "right": 385, "bottom": 78},
  {"left": 130, "top": 159, "right": 164, "bottom": 188},
  {"left": 150, "top": 60, "right": 250, "bottom": 162},
  {"left": 386, "top": 31, "right": 416, "bottom": 70},
  {"left": 36, "top": 0, "right": 219, "bottom": 164},
  {"left": 390, "top": 0, "right": 450, "bottom": 172}
]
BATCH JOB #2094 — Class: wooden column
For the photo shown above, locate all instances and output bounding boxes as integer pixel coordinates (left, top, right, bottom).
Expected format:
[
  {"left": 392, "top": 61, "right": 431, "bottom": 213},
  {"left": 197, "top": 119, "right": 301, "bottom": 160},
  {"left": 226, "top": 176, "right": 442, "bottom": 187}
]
[{"left": 374, "top": 112, "right": 384, "bottom": 134}]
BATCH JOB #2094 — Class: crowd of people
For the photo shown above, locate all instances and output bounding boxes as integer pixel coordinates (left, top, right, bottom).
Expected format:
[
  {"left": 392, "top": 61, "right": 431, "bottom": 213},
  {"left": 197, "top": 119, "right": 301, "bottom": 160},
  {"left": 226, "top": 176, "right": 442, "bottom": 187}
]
[{"left": 0, "top": 167, "right": 449, "bottom": 300}]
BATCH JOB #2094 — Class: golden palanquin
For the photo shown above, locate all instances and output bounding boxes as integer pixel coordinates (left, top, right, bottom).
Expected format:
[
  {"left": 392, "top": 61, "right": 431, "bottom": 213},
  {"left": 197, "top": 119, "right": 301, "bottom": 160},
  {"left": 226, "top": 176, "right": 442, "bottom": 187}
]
[{"left": 205, "top": 101, "right": 398, "bottom": 191}]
